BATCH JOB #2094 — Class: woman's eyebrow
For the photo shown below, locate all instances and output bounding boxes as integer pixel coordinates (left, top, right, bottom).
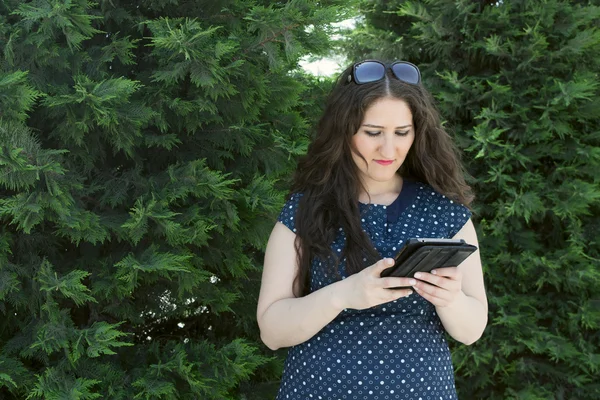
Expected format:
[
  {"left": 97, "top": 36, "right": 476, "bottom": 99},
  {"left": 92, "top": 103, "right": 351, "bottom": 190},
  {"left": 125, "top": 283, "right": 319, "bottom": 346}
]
[{"left": 362, "top": 123, "right": 413, "bottom": 129}]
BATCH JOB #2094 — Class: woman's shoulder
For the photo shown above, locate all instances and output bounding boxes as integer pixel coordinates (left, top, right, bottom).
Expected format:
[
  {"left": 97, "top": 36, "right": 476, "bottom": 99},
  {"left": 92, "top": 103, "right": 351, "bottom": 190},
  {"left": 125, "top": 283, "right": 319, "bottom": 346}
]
[
  {"left": 413, "top": 181, "right": 472, "bottom": 236},
  {"left": 414, "top": 182, "right": 467, "bottom": 208},
  {"left": 277, "top": 192, "right": 304, "bottom": 233},
  {"left": 411, "top": 180, "right": 471, "bottom": 215},
  {"left": 282, "top": 192, "right": 304, "bottom": 211}
]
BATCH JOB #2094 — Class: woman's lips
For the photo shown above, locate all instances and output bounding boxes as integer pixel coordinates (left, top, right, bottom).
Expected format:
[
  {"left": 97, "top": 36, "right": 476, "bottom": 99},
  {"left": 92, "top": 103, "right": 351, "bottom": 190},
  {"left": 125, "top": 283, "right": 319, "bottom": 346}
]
[{"left": 374, "top": 160, "right": 394, "bottom": 165}]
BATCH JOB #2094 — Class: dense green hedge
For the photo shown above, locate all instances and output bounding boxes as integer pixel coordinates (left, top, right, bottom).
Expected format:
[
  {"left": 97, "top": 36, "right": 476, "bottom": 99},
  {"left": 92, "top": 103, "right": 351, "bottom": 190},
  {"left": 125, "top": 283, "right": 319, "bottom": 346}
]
[
  {"left": 0, "top": 1, "right": 346, "bottom": 398},
  {"left": 2, "top": 0, "right": 599, "bottom": 399},
  {"left": 346, "top": 0, "right": 600, "bottom": 398}
]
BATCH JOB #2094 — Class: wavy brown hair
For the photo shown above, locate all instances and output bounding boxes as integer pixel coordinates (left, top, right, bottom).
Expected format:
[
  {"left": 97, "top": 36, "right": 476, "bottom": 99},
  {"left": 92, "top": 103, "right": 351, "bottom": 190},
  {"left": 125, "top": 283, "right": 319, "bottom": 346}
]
[{"left": 289, "top": 63, "right": 474, "bottom": 297}]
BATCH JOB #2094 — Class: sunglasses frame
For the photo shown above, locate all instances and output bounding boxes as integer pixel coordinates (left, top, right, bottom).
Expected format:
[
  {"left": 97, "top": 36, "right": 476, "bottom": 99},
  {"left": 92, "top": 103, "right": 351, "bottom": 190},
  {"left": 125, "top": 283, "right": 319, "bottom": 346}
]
[{"left": 348, "top": 60, "right": 421, "bottom": 85}]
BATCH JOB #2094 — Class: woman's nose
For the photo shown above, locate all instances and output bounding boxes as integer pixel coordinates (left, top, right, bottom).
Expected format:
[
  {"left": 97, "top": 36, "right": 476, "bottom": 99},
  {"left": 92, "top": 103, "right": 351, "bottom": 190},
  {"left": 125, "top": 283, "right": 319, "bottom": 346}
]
[{"left": 379, "top": 136, "right": 395, "bottom": 158}]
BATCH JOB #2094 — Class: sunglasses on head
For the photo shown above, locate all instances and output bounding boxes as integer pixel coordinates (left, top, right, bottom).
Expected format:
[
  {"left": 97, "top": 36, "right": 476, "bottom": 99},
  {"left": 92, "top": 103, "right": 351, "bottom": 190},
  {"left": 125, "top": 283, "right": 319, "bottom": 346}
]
[{"left": 347, "top": 60, "right": 421, "bottom": 85}]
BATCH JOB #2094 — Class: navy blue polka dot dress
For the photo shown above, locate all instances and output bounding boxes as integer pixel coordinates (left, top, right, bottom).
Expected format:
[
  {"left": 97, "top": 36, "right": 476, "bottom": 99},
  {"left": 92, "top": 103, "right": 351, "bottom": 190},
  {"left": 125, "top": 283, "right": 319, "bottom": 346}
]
[{"left": 275, "top": 179, "right": 471, "bottom": 400}]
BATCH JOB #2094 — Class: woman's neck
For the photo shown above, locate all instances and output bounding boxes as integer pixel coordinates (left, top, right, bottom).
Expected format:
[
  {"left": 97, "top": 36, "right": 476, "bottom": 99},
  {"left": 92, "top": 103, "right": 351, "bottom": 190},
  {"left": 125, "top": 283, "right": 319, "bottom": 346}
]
[{"left": 358, "top": 174, "right": 404, "bottom": 204}]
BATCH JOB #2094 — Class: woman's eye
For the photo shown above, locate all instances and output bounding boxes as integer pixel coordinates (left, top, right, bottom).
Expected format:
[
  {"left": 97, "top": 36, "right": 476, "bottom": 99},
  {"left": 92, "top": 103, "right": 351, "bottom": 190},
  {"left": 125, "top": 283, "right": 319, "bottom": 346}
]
[
  {"left": 365, "top": 131, "right": 380, "bottom": 136},
  {"left": 396, "top": 130, "right": 410, "bottom": 136}
]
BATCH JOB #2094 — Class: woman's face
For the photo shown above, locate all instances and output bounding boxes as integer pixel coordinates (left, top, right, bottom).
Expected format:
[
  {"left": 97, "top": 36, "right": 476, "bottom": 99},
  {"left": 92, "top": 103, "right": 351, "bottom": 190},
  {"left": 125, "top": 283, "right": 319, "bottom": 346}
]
[{"left": 351, "top": 97, "right": 415, "bottom": 190}]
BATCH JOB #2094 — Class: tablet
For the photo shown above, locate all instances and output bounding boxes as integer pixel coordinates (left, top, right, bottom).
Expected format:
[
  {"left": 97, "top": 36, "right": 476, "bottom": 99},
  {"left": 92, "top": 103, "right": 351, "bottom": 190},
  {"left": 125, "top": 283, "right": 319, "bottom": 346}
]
[{"left": 380, "top": 238, "right": 477, "bottom": 281}]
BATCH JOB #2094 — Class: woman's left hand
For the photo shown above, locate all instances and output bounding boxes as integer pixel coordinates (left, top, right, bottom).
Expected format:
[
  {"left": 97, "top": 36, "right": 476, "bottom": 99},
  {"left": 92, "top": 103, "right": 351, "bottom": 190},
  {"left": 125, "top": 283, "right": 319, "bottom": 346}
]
[{"left": 412, "top": 267, "right": 463, "bottom": 307}]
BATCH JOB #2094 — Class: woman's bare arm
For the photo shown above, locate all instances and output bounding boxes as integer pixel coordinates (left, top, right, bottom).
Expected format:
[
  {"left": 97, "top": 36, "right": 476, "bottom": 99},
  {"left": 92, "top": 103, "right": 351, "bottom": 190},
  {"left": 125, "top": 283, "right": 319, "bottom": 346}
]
[{"left": 256, "top": 222, "right": 414, "bottom": 350}]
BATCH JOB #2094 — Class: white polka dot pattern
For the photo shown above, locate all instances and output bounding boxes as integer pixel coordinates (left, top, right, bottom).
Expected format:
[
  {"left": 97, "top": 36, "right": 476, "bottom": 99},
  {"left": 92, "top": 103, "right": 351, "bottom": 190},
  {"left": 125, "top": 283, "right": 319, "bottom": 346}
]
[{"left": 276, "top": 181, "right": 471, "bottom": 399}]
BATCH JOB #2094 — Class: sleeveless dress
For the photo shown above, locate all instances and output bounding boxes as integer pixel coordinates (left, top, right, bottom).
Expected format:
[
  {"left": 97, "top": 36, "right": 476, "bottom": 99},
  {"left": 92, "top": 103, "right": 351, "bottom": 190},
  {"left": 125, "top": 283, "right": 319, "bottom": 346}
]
[{"left": 275, "top": 179, "right": 472, "bottom": 400}]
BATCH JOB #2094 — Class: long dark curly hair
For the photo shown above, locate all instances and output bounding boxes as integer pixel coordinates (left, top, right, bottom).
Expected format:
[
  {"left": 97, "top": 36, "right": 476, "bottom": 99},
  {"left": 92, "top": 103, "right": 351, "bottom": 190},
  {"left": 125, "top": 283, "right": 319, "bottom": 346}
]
[{"left": 289, "top": 62, "right": 474, "bottom": 297}]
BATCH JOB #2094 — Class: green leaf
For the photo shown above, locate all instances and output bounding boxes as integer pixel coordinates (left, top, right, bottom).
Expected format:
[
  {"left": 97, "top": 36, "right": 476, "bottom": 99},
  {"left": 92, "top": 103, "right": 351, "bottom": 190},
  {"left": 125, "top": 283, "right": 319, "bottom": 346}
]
[{"left": 37, "top": 260, "right": 97, "bottom": 306}]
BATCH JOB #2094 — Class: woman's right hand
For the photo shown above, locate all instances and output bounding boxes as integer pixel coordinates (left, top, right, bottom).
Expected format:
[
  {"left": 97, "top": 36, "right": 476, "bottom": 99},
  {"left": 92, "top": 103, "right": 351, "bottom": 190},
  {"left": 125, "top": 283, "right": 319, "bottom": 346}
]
[{"left": 337, "top": 258, "right": 415, "bottom": 310}]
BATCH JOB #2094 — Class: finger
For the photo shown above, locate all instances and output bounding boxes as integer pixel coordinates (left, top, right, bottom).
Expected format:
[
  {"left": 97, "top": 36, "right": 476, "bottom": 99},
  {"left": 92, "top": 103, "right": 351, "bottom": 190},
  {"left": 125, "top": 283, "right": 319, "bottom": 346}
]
[
  {"left": 380, "top": 276, "right": 418, "bottom": 290},
  {"left": 413, "top": 270, "right": 458, "bottom": 292},
  {"left": 413, "top": 285, "right": 448, "bottom": 306},
  {"left": 413, "top": 272, "right": 444, "bottom": 286},
  {"left": 428, "top": 267, "right": 461, "bottom": 279},
  {"left": 413, "top": 281, "right": 451, "bottom": 303},
  {"left": 389, "top": 288, "right": 414, "bottom": 301},
  {"left": 414, "top": 271, "right": 460, "bottom": 288},
  {"left": 372, "top": 258, "right": 396, "bottom": 275}
]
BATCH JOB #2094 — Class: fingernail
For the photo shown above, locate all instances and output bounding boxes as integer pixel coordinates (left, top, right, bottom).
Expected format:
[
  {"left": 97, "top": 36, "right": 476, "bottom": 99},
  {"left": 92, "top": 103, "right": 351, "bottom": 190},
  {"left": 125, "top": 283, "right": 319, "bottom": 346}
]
[
  {"left": 409, "top": 279, "right": 416, "bottom": 285},
  {"left": 387, "top": 258, "right": 394, "bottom": 266},
  {"left": 414, "top": 273, "right": 421, "bottom": 278},
  {"left": 414, "top": 286, "right": 420, "bottom": 291},
  {"left": 431, "top": 270, "right": 437, "bottom": 275}
]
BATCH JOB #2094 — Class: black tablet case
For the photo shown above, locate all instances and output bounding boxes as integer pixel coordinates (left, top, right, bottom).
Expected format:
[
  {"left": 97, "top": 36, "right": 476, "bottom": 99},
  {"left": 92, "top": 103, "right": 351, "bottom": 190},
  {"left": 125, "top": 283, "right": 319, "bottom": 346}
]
[{"left": 380, "top": 238, "right": 477, "bottom": 279}]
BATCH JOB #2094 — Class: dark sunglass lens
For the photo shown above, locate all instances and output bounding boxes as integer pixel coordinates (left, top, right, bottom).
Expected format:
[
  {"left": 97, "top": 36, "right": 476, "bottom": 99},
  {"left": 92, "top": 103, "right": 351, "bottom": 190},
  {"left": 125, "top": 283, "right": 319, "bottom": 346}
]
[
  {"left": 355, "top": 62, "right": 385, "bottom": 84},
  {"left": 392, "top": 63, "right": 420, "bottom": 84}
]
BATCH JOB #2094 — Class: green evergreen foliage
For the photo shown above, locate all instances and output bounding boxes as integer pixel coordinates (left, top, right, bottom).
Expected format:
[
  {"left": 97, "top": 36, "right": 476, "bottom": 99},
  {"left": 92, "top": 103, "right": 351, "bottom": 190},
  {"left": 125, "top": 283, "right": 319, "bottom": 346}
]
[
  {"left": 347, "top": 0, "right": 600, "bottom": 398},
  {"left": 0, "top": 0, "right": 349, "bottom": 398}
]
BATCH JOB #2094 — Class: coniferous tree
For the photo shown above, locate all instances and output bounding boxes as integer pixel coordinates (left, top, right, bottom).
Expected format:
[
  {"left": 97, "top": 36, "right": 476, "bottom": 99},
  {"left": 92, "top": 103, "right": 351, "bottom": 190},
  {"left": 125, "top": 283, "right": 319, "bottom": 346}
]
[
  {"left": 0, "top": 1, "right": 349, "bottom": 398},
  {"left": 345, "top": 1, "right": 600, "bottom": 398}
]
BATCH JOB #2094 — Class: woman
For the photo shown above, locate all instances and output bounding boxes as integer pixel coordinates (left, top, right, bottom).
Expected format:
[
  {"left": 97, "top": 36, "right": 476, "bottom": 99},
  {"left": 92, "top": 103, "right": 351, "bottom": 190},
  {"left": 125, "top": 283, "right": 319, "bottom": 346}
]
[{"left": 257, "top": 60, "right": 487, "bottom": 399}]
